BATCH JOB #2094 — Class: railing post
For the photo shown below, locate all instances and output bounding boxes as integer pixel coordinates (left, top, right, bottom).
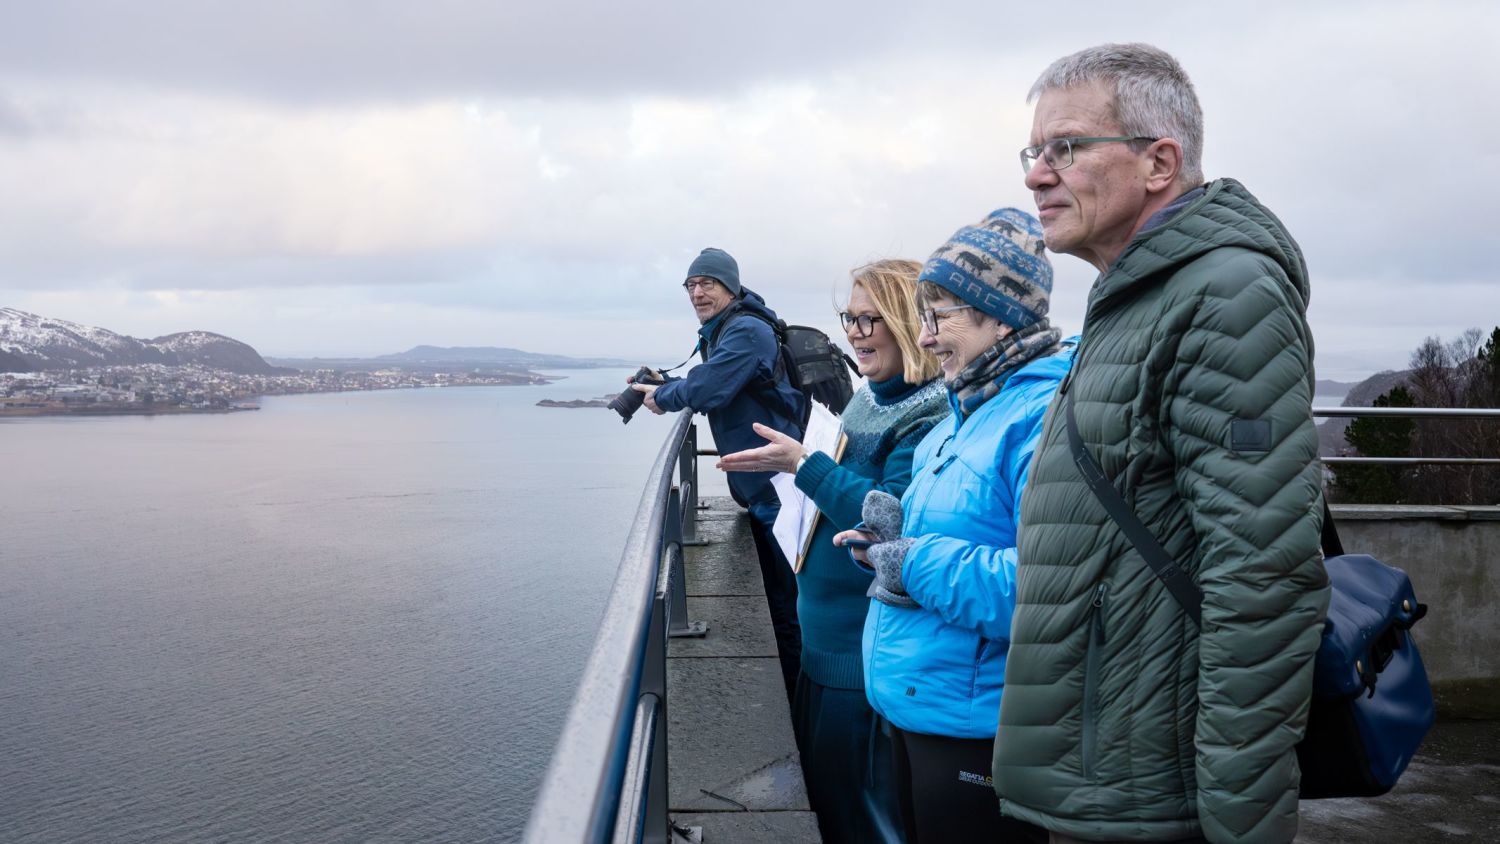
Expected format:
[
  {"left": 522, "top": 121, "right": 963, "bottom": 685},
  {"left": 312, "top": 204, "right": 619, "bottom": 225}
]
[
  {"left": 665, "top": 487, "right": 708, "bottom": 639},
  {"left": 680, "top": 423, "right": 706, "bottom": 546},
  {"left": 641, "top": 592, "right": 670, "bottom": 844}
]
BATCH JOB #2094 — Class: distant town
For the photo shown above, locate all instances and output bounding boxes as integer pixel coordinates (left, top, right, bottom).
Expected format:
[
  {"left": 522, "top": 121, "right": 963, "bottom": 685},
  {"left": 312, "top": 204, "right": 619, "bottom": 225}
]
[
  {"left": 0, "top": 363, "right": 552, "bottom": 417},
  {"left": 0, "top": 307, "right": 640, "bottom": 417}
]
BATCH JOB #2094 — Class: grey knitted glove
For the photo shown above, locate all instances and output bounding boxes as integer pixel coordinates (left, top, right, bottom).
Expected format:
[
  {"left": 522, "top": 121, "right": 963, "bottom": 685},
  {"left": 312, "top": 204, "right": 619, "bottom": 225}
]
[
  {"left": 860, "top": 490, "right": 918, "bottom": 608},
  {"left": 869, "top": 581, "right": 920, "bottom": 609},
  {"left": 868, "top": 538, "right": 918, "bottom": 608},
  {"left": 860, "top": 490, "right": 904, "bottom": 542}
]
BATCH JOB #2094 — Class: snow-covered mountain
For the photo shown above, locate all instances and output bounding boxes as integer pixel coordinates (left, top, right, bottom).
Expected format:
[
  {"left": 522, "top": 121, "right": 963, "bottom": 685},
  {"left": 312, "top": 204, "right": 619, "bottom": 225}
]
[{"left": 0, "top": 308, "right": 281, "bottom": 374}]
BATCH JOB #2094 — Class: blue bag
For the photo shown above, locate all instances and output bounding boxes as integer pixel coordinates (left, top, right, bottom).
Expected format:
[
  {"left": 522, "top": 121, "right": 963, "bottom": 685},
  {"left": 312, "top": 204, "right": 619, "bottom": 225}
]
[
  {"left": 1063, "top": 390, "right": 1434, "bottom": 800},
  {"left": 1295, "top": 548, "right": 1435, "bottom": 798}
]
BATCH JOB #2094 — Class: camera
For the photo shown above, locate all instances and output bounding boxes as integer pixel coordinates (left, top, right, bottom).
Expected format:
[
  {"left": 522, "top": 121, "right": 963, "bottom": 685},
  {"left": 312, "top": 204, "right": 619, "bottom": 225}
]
[{"left": 608, "top": 366, "right": 665, "bottom": 423}]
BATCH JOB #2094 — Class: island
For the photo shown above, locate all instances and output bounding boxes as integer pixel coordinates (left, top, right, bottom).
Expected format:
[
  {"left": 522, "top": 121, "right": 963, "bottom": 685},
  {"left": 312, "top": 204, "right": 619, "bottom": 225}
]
[{"left": 537, "top": 395, "right": 615, "bottom": 409}]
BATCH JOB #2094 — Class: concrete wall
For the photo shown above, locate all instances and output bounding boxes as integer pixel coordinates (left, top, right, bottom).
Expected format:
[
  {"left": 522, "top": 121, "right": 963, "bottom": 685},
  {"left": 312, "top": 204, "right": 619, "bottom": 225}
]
[{"left": 1331, "top": 505, "right": 1500, "bottom": 718}]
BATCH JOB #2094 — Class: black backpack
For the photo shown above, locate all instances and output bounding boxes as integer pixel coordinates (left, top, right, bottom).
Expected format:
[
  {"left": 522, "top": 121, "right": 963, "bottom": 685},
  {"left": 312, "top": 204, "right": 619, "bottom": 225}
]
[{"left": 707, "top": 307, "right": 857, "bottom": 427}]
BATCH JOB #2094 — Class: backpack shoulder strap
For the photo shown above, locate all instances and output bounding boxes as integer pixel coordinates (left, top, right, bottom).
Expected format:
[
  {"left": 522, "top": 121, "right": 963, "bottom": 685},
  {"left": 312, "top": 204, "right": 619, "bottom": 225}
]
[
  {"left": 709, "top": 306, "right": 786, "bottom": 376},
  {"left": 705, "top": 304, "right": 800, "bottom": 424},
  {"left": 711, "top": 305, "right": 783, "bottom": 347}
]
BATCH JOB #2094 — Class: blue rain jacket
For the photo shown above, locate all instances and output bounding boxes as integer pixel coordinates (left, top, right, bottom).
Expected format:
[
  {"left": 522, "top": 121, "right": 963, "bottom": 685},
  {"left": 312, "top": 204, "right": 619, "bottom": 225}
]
[
  {"left": 862, "top": 346, "right": 1072, "bottom": 738},
  {"left": 652, "top": 289, "right": 805, "bottom": 508}
]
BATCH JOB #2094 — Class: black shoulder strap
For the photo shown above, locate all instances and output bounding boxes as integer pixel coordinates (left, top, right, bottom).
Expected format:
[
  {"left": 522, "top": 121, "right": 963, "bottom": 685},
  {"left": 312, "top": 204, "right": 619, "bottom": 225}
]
[
  {"left": 1320, "top": 498, "right": 1344, "bottom": 557},
  {"left": 706, "top": 304, "right": 800, "bottom": 425},
  {"left": 1065, "top": 386, "right": 1204, "bottom": 627},
  {"left": 708, "top": 302, "right": 778, "bottom": 345},
  {"left": 1065, "top": 383, "right": 1345, "bottom": 628},
  {"left": 708, "top": 306, "right": 782, "bottom": 365}
]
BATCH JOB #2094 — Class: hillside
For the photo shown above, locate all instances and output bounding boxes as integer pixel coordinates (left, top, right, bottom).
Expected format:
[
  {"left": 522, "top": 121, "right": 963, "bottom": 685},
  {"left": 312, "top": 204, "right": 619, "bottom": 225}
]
[
  {"left": 1318, "top": 369, "right": 1414, "bottom": 456},
  {"left": 0, "top": 308, "right": 284, "bottom": 375}
]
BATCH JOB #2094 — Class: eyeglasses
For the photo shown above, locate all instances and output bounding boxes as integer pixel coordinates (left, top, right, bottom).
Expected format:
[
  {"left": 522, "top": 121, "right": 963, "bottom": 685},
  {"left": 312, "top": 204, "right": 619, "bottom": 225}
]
[
  {"left": 919, "top": 304, "right": 974, "bottom": 335},
  {"left": 839, "top": 312, "right": 885, "bottom": 338},
  {"left": 682, "top": 278, "right": 719, "bottom": 293},
  {"left": 1019, "top": 136, "right": 1158, "bottom": 173}
]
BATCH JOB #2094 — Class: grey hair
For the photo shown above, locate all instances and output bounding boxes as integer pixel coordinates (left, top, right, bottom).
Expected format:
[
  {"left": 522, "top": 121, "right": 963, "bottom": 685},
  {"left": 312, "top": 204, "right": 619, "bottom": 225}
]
[{"left": 1028, "top": 43, "right": 1204, "bottom": 185}]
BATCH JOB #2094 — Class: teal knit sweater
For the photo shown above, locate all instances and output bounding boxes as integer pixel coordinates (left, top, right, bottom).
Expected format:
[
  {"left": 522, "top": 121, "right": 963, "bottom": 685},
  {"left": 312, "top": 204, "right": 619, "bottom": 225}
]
[{"left": 792, "top": 375, "right": 950, "bottom": 689}]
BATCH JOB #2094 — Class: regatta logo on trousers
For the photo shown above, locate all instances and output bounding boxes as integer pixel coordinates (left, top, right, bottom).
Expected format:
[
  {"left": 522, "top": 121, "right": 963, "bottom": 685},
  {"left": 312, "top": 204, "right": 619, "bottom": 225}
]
[{"left": 958, "top": 771, "right": 993, "bottom": 788}]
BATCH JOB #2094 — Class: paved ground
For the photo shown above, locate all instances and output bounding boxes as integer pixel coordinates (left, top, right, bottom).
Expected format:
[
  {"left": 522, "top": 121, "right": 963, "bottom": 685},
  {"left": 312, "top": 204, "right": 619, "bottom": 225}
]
[
  {"left": 668, "top": 498, "right": 1498, "bottom": 843},
  {"left": 1299, "top": 719, "right": 1500, "bottom": 842},
  {"left": 668, "top": 498, "right": 820, "bottom": 843}
]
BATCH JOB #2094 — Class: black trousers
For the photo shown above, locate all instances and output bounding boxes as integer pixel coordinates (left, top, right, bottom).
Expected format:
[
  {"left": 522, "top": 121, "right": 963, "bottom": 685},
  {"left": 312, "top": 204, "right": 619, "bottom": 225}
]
[
  {"left": 792, "top": 678, "right": 907, "bottom": 844},
  {"left": 746, "top": 501, "right": 801, "bottom": 699},
  {"left": 890, "top": 726, "right": 1046, "bottom": 844}
]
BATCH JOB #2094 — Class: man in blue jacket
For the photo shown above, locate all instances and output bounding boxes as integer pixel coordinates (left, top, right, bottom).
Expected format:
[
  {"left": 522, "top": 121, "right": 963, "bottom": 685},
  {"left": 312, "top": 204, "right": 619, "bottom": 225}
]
[{"left": 632, "top": 248, "right": 807, "bottom": 695}]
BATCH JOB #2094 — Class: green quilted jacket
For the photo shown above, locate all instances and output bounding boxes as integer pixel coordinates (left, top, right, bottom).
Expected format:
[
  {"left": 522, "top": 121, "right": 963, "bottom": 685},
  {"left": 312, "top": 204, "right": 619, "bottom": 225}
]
[{"left": 993, "top": 179, "right": 1331, "bottom": 843}]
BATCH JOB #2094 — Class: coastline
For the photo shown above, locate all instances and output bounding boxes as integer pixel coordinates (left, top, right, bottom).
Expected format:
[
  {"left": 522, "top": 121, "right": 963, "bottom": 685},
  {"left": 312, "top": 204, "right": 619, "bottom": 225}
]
[
  {"left": 0, "top": 377, "right": 560, "bottom": 419},
  {"left": 0, "top": 404, "right": 260, "bottom": 418}
]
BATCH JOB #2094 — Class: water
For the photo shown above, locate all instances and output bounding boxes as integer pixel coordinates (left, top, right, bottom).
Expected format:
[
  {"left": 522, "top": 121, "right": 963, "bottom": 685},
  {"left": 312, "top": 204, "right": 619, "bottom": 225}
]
[{"left": 0, "top": 369, "right": 691, "bottom": 843}]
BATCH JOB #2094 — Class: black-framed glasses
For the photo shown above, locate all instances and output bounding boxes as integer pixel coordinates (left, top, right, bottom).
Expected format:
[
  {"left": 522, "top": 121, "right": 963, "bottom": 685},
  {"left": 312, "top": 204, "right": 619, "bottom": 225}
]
[
  {"left": 839, "top": 312, "right": 885, "bottom": 338},
  {"left": 1019, "top": 136, "right": 1158, "bottom": 173},
  {"left": 682, "top": 278, "right": 719, "bottom": 293},
  {"left": 919, "top": 304, "right": 974, "bottom": 335}
]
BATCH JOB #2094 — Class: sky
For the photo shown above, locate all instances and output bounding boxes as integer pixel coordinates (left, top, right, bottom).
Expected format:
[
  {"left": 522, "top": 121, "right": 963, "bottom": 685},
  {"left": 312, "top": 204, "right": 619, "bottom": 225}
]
[{"left": 0, "top": 1, "right": 1495, "bottom": 381}]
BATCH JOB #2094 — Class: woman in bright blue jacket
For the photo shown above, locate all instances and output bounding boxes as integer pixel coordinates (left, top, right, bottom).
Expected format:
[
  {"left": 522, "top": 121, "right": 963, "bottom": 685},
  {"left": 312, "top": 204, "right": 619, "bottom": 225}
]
[{"left": 838, "top": 209, "right": 1071, "bottom": 844}]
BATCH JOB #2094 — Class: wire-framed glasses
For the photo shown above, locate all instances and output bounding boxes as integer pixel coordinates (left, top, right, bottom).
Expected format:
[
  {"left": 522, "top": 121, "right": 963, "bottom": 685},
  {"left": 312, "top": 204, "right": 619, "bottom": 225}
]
[
  {"left": 1019, "top": 136, "right": 1158, "bottom": 173},
  {"left": 839, "top": 312, "right": 885, "bottom": 338},
  {"left": 919, "top": 304, "right": 974, "bottom": 335}
]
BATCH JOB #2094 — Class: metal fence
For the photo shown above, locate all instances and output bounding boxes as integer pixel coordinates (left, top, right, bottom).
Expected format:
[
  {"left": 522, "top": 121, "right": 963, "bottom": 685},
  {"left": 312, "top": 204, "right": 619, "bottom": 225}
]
[
  {"left": 523, "top": 412, "right": 706, "bottom": 844},
  {"left": 1315, "top": 406, "right": 1500, "bottom": 466}
]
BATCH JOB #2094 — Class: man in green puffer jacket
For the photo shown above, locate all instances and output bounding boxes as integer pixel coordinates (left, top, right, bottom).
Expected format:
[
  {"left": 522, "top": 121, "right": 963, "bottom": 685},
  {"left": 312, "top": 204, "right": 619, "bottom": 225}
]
[{"left": 993, "top": 44, "right": 1331, "bottom": 843}]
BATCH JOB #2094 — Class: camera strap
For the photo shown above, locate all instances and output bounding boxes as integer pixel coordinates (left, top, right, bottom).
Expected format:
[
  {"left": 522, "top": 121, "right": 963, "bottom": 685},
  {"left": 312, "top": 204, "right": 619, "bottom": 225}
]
[{"left": 658, "top": 343, "right": 700, "bottom": 377}]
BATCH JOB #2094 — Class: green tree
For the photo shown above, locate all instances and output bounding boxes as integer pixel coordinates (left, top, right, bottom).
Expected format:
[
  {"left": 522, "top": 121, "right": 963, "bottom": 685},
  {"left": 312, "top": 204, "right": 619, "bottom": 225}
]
[
  {"left": 1335, "top": 386, "right": 1416, "bottom": 504},
  {"left": 1474, "top": 327, "right": 1500, "bottom": 409},
  {"left": 1464, "top": 327, "right": 1500, "bottom": 502}
]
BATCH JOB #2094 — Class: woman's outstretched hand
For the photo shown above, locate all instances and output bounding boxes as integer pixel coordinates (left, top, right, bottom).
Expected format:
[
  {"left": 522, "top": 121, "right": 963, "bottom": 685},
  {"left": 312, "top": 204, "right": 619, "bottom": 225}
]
[{"left": 716, "top": 422, "right": 807, "bottom": 474}]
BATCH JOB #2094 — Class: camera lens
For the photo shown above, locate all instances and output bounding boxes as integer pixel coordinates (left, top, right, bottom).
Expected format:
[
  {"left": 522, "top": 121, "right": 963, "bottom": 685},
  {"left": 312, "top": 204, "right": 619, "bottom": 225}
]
[{"left": 607, "top": 387, "right": 646, "bottom": 423}]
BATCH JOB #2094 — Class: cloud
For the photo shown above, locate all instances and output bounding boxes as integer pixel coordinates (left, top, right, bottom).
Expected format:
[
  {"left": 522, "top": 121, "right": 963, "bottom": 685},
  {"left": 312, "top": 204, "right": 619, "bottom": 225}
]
[
  {"left": 0, "top": 94, "right": 540, "bottom": 267},
  {"left": 0, "top": 1, "right": 938, "bottom": 102},
  {"left": 0, "top": 0, "right": 1495, "bottom": 372}
]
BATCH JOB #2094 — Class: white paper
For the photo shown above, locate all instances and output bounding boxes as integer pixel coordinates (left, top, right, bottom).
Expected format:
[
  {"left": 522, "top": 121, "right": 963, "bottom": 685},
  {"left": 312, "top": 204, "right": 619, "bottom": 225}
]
[{"left": 771, "top": 401, "right": 842, "bottom": 569}]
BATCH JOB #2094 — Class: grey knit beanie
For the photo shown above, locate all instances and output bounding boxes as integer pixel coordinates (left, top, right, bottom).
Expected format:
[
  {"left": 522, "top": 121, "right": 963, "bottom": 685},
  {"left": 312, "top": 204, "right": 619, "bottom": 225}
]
[
  {"left": 685, "top": 248, "right": 741, "bottom": 296},
  {"left": 918, "top": 208, "right": 1052, "bottom": 330}
]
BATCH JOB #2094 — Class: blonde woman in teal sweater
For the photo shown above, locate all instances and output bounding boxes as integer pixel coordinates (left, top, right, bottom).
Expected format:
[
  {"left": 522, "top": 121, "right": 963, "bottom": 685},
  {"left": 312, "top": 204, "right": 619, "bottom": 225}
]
[{"left": 718, "top": 259, "right": 949, "bottom": 843}]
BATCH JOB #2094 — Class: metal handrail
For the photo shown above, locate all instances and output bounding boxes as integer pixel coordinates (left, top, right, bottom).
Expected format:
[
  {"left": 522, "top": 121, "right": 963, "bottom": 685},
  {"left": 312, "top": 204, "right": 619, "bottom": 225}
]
[
  {"left": 1326, "top": 457, "right": 1500, "bottom": 466},
  {"left": 523, "top": 412, "right": 702, "bottom": 844},
  {"left": 1314, "top": 405, "right": 1500, "bottom": 467},
  {"left": 1313, "top": 407, "right": 1500, "bottom": 419}
]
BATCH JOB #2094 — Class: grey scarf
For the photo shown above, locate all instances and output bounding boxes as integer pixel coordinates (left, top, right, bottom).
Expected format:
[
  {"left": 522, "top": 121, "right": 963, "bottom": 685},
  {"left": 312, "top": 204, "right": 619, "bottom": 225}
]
[{"left": 949, "top": 319, "right": 1062, "bottom": 418}]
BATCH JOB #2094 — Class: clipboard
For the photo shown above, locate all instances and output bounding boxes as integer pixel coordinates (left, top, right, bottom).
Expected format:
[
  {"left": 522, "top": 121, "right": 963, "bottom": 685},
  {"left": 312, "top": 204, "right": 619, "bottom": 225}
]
[
  {"left": 793, "top": 431, "right": 847, "bottom": 572},
  {"left": 769, "top": 400, "right": 843, "bottom": 571}
]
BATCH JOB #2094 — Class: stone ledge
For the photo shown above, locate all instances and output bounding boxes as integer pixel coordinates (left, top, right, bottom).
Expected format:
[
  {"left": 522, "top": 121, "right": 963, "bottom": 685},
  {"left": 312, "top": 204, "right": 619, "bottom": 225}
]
[
  {"left": 667, "top": 497, "right": 817, "bottom": 842},
  {"left": 1331, "top": 504, "right": 1500, "bottom": 521}
]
